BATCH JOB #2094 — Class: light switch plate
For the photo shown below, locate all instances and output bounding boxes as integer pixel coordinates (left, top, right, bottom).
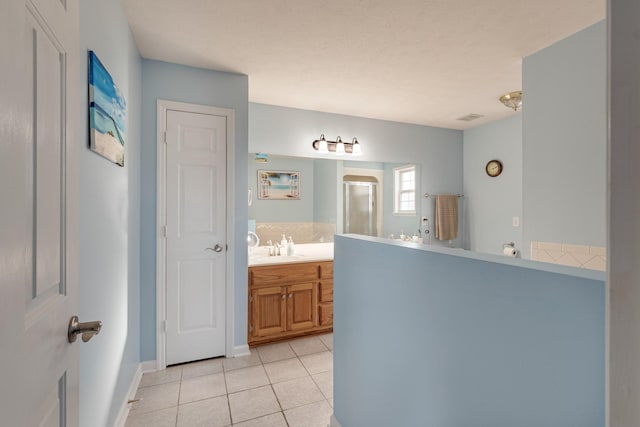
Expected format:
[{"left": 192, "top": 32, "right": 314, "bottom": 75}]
[{"left": 512, "top": 216, "right": 520, "bottom": 227}]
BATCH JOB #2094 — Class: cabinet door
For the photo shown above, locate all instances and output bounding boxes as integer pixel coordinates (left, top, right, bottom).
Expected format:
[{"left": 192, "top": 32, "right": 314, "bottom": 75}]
[
  {"left": 251, "top": 286, "right": 286, "bottom": 337},
  {"left": 286, "top": 282, "right": 317, "bottom": 331}
]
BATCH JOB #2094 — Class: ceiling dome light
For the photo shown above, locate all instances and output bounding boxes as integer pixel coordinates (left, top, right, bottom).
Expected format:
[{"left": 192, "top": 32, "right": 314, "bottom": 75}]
[{"left": 499, "top": 91, "right": 522, "bottom": 111}]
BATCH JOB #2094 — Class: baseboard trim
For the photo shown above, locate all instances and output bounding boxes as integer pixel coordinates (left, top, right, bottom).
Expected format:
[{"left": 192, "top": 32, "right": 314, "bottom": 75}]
[
  {"left": 330, "top": 414, "right": 342, "bottom": 427},
  {"left": 113, "top": 363, "right": 144, "bottom": 427},
  {"left": 141, "top": 359, "right": 158, "bottom": 373},
  {"left": 233, "top": 344, "right": 251, "bottom": 357}
]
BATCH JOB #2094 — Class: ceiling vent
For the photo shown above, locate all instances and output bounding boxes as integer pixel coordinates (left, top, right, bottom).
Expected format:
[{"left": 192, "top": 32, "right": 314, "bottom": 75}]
[{"left": 457, "top": 113, "right": 484, "bottom": 122}]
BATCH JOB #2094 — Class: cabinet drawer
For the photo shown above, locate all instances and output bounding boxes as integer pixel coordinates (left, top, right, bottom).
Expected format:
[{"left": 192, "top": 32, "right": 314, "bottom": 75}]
[
  {"left": 319, "top": 281, "right": 333, "bottom": 302},
  {"left": 250, "top": 263, "right": 319, "bottom": 286},
  {"left": 319, "top": 262, "right": 333, "bottom": 279},
  {"left": 318, "top": 303, "right": 333, "bottom": 327}
]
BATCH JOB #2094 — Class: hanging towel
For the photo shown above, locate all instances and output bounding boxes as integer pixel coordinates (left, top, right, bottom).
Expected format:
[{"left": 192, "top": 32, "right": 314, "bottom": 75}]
[{"left": 435, "top": 195, "right": 459, "bottom": 241}]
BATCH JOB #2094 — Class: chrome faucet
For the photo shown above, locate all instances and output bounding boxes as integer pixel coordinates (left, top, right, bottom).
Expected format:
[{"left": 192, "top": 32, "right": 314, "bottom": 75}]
[{"left": 265, "top": 240, "right": 282, "bottom": 256}]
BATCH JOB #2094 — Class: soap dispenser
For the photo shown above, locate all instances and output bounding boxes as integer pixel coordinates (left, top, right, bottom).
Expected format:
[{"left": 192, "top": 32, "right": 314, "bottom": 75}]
[
  {"left": 287, "top": 236, "right": 295, "bottom": 256},
  {"left": 280, "top": 234, "right": 287, "bottom": 248}
]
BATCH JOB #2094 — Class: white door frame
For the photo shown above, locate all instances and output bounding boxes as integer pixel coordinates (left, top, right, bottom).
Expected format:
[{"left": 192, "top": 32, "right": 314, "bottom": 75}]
[{"left": 156, "top": 99, "right": 236, "bottom": 369}]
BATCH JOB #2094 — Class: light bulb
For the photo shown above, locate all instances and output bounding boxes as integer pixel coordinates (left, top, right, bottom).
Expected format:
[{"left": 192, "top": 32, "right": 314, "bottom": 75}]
[
  {"left": 351, "top": 137, "right": 362, "bottom": 155},
  {"left": 318, "top": 134, "right": 328, "bottom": 153},
  {"left": 335, "top": 136, "right": 345, "bottom": 155}
]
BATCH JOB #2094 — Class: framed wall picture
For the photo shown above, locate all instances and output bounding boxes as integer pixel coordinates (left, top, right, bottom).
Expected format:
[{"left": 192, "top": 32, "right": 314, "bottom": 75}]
[
  {"left": 88, "top": 50, "right": 126, "bottom": 166},
  {"left": 257, "top": 170, "right": 301, "bottom": 200}
]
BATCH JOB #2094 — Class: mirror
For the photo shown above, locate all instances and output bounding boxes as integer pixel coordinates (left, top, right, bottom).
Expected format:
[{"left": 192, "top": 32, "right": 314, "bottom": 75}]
[{"left": 248, "top": 153, "right": 421, "bottom": 244}]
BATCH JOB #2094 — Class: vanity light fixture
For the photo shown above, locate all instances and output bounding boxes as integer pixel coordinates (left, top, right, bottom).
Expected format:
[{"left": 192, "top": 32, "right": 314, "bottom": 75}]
[
  {"left": 312, "top": 134, "right": 362, "bottom": 156},
  {"left": 499, "top": 91, "right": 523, "bottom": 111}
]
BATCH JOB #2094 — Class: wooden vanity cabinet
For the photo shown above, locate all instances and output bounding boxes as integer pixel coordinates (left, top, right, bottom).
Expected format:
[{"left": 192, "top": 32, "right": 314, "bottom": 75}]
[{"left": 249, "top": 261, "right": 333, "bottom": 345}]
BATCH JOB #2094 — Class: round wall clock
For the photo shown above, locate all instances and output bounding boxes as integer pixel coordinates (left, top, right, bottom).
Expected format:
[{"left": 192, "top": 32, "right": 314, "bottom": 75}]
[{"left": 485, "top": 159, "right": 503, "bottom": 177}]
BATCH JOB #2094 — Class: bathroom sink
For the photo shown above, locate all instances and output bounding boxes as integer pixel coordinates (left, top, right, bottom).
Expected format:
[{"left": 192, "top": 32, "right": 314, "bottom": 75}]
[
  {"left": 249, "top": 254, "right": 307, "bottom": 265},
  {"left": 248, "top": 243, "right": 333, "bottom": 266}
]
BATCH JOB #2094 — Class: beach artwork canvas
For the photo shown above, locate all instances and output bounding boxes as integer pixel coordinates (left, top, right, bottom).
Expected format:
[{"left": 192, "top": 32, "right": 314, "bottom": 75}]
[
  {"left": 88, "top": 51, "right": 126, "bottom": 166},
  {"left": 257, "top": 170, "right": 301, "bottom": 200}
]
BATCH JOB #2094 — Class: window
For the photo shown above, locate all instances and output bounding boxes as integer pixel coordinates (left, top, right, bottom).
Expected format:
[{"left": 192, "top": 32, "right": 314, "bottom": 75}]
[{"left": 394, "top": 165, "right": 416, "bottom": 215}]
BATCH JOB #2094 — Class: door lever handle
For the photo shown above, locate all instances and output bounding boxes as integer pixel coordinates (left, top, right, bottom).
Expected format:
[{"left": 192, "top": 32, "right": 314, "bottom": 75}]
[
  {"left": 68, "top": 316, "right": 102, "bottom": 343},
  {"left": 206, "top": 244, "right": 224, "bottom": 253}
]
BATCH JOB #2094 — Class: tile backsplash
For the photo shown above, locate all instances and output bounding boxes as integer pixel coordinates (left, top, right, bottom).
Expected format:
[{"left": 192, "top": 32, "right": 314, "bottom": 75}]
[
  {"left": 255, "top": 222, "right": 336, "bottom": 245},
  {"left": 530, "top": 241, "right": 606, "bottom": 271}
]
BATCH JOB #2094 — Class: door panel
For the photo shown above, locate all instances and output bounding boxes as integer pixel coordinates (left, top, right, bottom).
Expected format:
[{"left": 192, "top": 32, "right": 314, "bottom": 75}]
[
  {"left": 32, "top": 376, "right": 65, "bottom": 427},
  {"left": 180, "top": 125, "right": 218, "bottom": 152},
  {"left": 32, "top": 13, "right": 63, "bottom": 300},
  {"left": 180, "top": 165, "right": 216, "bottom": 234},
  {"left": 1, "top": 0, "right": 79, "bottom": 425},
  {"left": 166, "top": 110, "right": 227, "bottom": 365},
  {"left": 178, "top": 259, "right": 216, "bottom": 330}
]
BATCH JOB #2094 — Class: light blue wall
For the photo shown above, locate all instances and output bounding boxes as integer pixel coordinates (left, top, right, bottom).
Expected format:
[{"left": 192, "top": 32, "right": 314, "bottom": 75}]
[
  {"left": 463, "top": 114, "right": 523, "bottom": 255},
  {"left": 313, "top": 159, "right": 340, "bottom": 224},
  {"left": 248, "top": 155, "right": 315, "bottom": 222},
  {"left": 140, "top": 60, "right": 248, "bottom": 359},
  {"left": 333, "top": 235, "right": 605, "bottom": 427},
  {"left": 79, "top": 0, "right": 141, "bottom": 425},
  {"left": 249, "top": 103, "right": 464, "bottom": 247},
  {"left": 522, "top": 21, "right": 606, "bottom": 256}
]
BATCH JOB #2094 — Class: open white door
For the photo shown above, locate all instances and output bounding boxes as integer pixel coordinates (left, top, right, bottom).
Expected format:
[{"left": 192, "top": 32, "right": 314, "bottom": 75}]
[
  {"left": 0, "top": 0, "right": 82, "bottom": 425},
  {"left": 164, "top": 108, "right": 229, "bottom": 365}
]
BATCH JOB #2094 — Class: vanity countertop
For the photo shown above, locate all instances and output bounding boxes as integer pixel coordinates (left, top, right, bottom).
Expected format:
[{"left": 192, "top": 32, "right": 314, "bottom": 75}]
[{"left": 248, "top": 242, "right": 334, "bottom": 266}]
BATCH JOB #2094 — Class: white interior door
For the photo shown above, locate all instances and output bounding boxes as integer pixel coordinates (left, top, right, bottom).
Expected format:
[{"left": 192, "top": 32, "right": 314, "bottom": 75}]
[
  {"left": 165, "top": 109, "right": 227, "bottom": 365},
  {"left": 0, "top": 0, "right": 80, "bottom": 425}
]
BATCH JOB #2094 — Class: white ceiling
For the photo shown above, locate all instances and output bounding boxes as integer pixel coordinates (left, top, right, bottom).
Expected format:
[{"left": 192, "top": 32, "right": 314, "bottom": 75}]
[{"left": 124, "top": 0, "right": 604, "bottom": 130}]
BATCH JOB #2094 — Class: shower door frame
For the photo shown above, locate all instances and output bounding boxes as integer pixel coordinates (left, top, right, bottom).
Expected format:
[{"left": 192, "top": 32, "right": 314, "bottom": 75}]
[{"left": 343, "top": 180, "right": 378, "bottom": 236}]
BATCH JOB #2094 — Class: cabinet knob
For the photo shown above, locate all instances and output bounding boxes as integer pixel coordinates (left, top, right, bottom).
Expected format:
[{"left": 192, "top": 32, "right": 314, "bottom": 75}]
[
  {"left": 282, "top": 294, "right": 286, "bottom": 300},
  {"left": 288, "top": 293, "right": 293, "bottom": 298}
]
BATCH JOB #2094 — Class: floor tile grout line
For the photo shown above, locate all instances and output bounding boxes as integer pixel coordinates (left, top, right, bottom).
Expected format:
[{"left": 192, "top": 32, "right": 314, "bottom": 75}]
[
  {"left": 174, "top": 369, "right": 183, "bottom": 425},
  {"left": 173, "top": 393, "right": 179, "bottom": 427},
  {"left": 270, "top": 381, "right": 285, "bottom": 413},
  {"left": 308, "top": 370, "right": 332, "bottom": 401},
  {"left": 223, "top": 368, "right": 235, "bottom": 426},
  {"left": 178, "top": 391, "right": 230, "bottom": 407},
  {"left": 298, "top": 351, "right": 333, "bottom": 378}
]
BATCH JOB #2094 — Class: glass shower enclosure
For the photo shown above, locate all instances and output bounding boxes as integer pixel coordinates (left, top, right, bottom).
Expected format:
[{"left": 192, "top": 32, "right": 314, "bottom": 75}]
[{"left": 343, "top": 177, "right": 378, "bottom": 236}]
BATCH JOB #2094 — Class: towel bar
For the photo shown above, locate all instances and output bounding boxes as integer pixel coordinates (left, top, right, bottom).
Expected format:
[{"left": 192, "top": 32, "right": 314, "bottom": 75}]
[{"left": 424, "top": 193, "right": 464, "bottom": 198}]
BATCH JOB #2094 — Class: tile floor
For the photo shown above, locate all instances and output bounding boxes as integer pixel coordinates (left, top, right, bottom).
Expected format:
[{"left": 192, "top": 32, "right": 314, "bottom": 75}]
[{"left": 125, "top": 334, "right": 334, "bottom": 427}]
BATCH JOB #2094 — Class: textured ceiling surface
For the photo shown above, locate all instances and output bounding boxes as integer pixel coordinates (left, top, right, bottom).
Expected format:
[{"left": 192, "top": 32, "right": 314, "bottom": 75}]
[{"left": 124, "top": 0, "right": 604, "bottom": 129}]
